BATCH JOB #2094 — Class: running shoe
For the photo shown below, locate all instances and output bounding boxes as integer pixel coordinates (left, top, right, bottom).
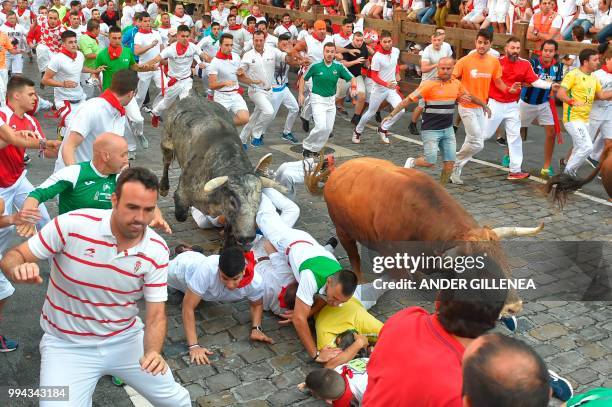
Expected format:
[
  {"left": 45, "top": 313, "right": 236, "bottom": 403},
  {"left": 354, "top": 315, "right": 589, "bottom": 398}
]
[
  {"left": 111, "top": 376, "right": 125, "bottom": 387},
  {"left": 255, "top": 153, "right": 273, "bottom": 177},
  {"left": 507, "top": 172, "right": 530, "bottom": 180},
  {"left": 409, "top": 122, "right": 420, "bottom": 135},
  {"left": 501, "top": 155, "right": 510, "bottom": 167},
  {"left": 404, "top": 157, "right": 415, "bottom": 168},
  {"left": 301, "top": 117, "right": 310, "bottom": 132},
  {"left": 251, "top": 138, "right": 264, "bottom": 147},
  {"left": 137, "top": 133, "right": 149, "bottom": 149},
  {"left": 302, "top": 149, "right": 320, "bottom": 159},
  {"left": 281, "top": 132, "right": 298, "bottom": 144},
  {"left": 500, "top": 316, "right": 518, "bottom": 332},
  {"left": 324, "top": 236, "right": 338, "bottom": 250},
  {"left": 496, "top": 137, "right": 507, "bottom": 146},
  {"left": 586, "top": 156, "right": 599, "bottom": 168},
  {"left": 352, "top": 130, "right": 361, "bottom": 144},
  {"left": 377, "top": 127, "right": 390, "bottom": 144},
  {"left": 549, "top": 370, "right": 573, "bottom": 401},
  {"left": 450, "top": 169, "right": 464, "bottom": 185},
  {"left": 23, "top": 154, "right": 31, "bottom": 165},
  {"left": 0, "top": 335, "right": 18, "bottom": 352},
  {"left": 540, "top": 166, "right": 554, "bottom": 178}
]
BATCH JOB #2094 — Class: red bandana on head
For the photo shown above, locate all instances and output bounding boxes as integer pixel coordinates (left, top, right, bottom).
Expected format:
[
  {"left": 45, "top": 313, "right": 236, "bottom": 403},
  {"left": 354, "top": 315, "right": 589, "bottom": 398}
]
[
  {"left": 215, "top": 50, "right": 233, "bottom": 60},
  {"left": 176, "top": 41, "right": 189, "bottom": 56},
  {"left": 237, "top": 251, "right": 256, "bottom": 288},
  {"left": 108, "top": 44, "right": 122, "bottom": 59},
  {"left": 99, "top": 90, "right": 125, "bottom": 116},
  {"left": 59, "top": 46, "right": 77, "bottom": 60}
]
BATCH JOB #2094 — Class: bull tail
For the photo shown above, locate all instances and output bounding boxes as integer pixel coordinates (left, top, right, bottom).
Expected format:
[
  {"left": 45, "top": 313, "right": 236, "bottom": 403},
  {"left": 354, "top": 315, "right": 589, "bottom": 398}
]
[
  {"left": 545, "top": 163, "right": 601, "bottom": 209},
  {"left": 304, "top": 155, "right": 331, "bottom": 195}
]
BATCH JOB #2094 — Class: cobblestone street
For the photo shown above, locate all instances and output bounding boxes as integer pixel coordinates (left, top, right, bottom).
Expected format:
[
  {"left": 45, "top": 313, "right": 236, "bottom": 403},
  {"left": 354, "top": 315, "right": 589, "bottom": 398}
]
[{"left": 0, "top": 60, "right": 611, "bottom": 406}]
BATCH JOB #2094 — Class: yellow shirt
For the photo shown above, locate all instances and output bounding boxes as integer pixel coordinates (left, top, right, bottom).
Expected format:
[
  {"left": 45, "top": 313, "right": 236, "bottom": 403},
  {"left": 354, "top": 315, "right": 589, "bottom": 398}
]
[
  {"left": 315, "top": 296, "right": 383, "bottom": 350},
  {"left": 561, "top": 68, "right": 602, "bottom": 123}
]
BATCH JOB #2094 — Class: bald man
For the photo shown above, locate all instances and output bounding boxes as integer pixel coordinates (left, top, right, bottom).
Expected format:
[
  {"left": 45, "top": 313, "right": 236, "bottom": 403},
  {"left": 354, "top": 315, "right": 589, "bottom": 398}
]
[{"left": 19, "top": 132, "right": 171, "bottom": 236}]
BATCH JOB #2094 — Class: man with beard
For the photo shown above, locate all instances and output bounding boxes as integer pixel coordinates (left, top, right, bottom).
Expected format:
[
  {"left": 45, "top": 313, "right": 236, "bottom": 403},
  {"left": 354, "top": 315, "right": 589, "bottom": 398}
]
[{"left": 483, "top": 37, "right": 558, "bottom": 180}]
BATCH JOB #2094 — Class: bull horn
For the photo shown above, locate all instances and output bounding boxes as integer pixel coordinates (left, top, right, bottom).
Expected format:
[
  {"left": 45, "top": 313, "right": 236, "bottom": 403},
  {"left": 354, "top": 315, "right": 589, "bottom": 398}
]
[
  {"left": 492, "top": 222, "right": 544, "bottom": 239},
  {"left": 204, "top": 176, "right": 229, "bottom": 193},
  {"left": 260, "top": 177, "right": 288, "bottom": 194}
]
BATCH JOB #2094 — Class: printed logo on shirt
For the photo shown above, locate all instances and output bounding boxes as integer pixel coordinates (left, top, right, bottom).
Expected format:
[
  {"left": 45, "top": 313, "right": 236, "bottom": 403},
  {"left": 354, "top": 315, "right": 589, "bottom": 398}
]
[
  {"left": 134, "top": 260, "right": 142, "bottom": 272},
  {"left": 470, "top": 69, "right": 493, "bottom": 79},
  {"left": 84, "top": 180, "right": 95, "bottom": 185},
  {"left": 84, "top": 247, "right": 96, "bottom": 258}
]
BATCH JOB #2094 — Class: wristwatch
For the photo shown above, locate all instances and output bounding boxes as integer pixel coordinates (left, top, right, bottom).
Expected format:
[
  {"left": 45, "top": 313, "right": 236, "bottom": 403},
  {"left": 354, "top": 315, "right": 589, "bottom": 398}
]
[{"left": 312, "top": 351, "right": 320, "bottom": 361}]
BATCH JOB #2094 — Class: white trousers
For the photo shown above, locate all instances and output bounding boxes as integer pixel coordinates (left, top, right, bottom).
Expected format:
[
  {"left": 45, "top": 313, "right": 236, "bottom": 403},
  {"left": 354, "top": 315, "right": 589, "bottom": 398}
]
[
  {"left": 124, "top": 97, "right": 143, "bottom": 151},
  {"left": 239, "top": 89, "right": 273, "bottom": 143},
  {"left": 454, "top": 105, "right": 486, "bottom": 173},
  {"left": 0, "top": 69, "right": 6, "bottom": 107},
  {"left": 55, "top": 99, "right": 85, "bottom": 140},
  {"left": 589, "top": 116, "right": 612, "bottom": 161},
  {"left": 303, "top": 94, "right": 335, "bottom": 153},
  {"left": 0, "top": 173, "right": 51, "bottom": 299},
  {"left": 270, "top": 85, "right": 299, "bottom": 135},
  {"left": 6, "top": 53, "right": 23, "bottom": 74},
  {"left": 36, "top": 44, "right": 51, "bottom": 73},
  {"left": 39, "top": 331, "right": 191, "bottom": 407},
  {"left": 483, "top": 99, "right": 523, "bottom": 173},
  {"left": 152, "top": 78, "right": 192, "bottom": 116},
  {"left": 564, "top": 121, "right": 592, "bottom": 176},
  {"left": 355, "top": 86, "right": 404, "bottom": 133},
  {"left": 136, "top": 68, "right": 165, "bottom": 107},
  {"left": 274, "top": 158, "right": 314, "bottom": 198},
  {"left": 300, "top": 78, "right": 313, "bottom": 121},
  {"left": 190, "top": 207, "right": 224, "bottom": 229}
]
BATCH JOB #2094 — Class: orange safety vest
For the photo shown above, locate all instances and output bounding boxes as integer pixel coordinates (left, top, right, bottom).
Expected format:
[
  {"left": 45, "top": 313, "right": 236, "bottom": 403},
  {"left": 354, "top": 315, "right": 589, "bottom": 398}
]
[{"left": 533, "top": 11, "right": 561, "bottom": 40}]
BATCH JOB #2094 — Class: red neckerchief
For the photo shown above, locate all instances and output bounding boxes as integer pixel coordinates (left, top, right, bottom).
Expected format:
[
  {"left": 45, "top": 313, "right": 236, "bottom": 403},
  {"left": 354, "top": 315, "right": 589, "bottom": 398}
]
[
  {"left": 176, "top": 41, "right": 188, "bottom": 56},
  {"left": 278, "top": 285, "right": 288, "bottom": 308},
  {"left": 339, "top": 31, "right": 351, "bottom": 40},
  {"left": 105, "top": 10, "right": 115, "bottom": 19},
  {"left": 314, "top": 33, "right": 325, "bottom": 42},
  {"left": 540, "top": 57, "right": 557, "bottom": 69},
  {"left": 603, "top": 64, "right": 612, "bottom": 74},
  {"left": 246, "top": 26, "right": 255, "bottom": 34},
  {"left": 215, "top": 50, "right": 232, "bottom": 60},
  {"left": 332, "top": 367, "right": 354, "bottom": 407},
  {"left": 108, "top": 44, "right": 122, "bottom": 59},
  {"left": 375, "top": 44, "right": 391, "bottom": 55},
  {"left": 99, "top": 89, "right": 125, "bottom": 116},
  {"left": 17, "top": 7, "right": 27, "bottom": 17},
  {"left": 85, "top": 31, "right": 98, "bottom": 43},
  {"left": 161, "top": 23, "right": 171, "bottom": 29},
  {"left": 252, "top": 12, "right": 262, "bottom": 17},
  {"left": 4, "top": 21, "right": 15, "bottom": 28},
  {"left": 282, "top": 22, "right": 292, "bottom": 29},
  {"left": 228, "top": 24, "right": 241, "bottom": 30},
  {"left": 138, "top": 27, "right": 152, "bottom": 34},
  {"left": 237, "top": 251, "right": 255, "bottom": 288},
  {"left": 59, "top": 46, "right": 77, "bottom": 60}
]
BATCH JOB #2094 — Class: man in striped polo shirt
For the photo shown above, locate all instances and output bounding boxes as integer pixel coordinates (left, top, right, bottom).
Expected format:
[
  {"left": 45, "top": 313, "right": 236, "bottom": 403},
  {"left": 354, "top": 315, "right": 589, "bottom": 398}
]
[
  {"left": 0, "top": 167, "right": 190, "bottom": 406},
  {"left": 383, "top": 57, "right": 490, "bottom": 184}
]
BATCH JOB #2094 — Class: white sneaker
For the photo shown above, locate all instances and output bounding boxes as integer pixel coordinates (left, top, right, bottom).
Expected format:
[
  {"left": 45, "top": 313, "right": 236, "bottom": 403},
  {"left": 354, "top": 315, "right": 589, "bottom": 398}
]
[
  {"left": 352, "top": 130, "right": 361, "bottom": 144},
  {"left": 377, "top": 127, "right": 390, "bottom": 144},
  {"left": 404, "top": 157, "right": 415, "bottom": 168},
  {"left": 449, "top": 168, "right": 463, "bottom": 185}
]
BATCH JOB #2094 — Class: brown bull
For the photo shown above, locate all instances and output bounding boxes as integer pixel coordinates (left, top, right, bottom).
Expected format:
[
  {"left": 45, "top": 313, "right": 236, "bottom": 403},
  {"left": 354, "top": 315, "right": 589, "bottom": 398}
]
[
  {"left": 546, "top": 143, "right": 612, "bottom": 207},
  {"left": 321, "top": 157, "right": 543, "bottom": 315}
]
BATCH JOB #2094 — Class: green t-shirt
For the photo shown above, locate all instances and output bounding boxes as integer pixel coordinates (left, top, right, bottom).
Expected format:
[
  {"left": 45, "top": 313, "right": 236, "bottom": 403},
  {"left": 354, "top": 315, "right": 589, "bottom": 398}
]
[
  {"left": 299, "top": 256, "right": 343, "bottom": 291},
  {"left": 51, "top": 5, "right": 68, "bottom": 21},
  {"left": 28, "top": 161, "right": 117, "bottom": 214},
  {"left": 79, "top": 34, "right": 100, "bottom": 69},
  {"left": 95, "top": 47, "right": 136, "bottom": 91},
  {"left": 566, "top": 388, "right": 612, "bottom": 407},
  {"left": 303, "top": 60, "right": 353, "bottom": 97}
]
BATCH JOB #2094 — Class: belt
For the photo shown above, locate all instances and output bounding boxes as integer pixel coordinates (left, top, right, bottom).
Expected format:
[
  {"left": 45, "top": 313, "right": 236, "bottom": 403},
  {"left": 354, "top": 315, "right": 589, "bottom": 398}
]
[
  {"left": 217, "top": 88, "right": 240, "bottom": 93},
  {"left": 273, "top": 84, "right": 287, "bottom": 92},
  {"left": 285, "top": 240, "right": 313, "bottom": 257},
  {"left": 256, "top": 256, "right": 270, "bottom": 263}
]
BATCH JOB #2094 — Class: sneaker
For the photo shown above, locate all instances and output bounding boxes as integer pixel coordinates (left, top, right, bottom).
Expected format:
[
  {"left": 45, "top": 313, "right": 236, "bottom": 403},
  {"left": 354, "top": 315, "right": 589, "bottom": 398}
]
[
  {"left": 111, "top": 376, "right": 125, "bottom": 387},
  {"left": 404, "top": 157, "right": 415, "bottom": 168},
  {"left": 500, "top": 316, "right": 518, "bottom": 332},
  {"left": 501, "top": 155, "right": 510, "bottom": 168},
  {"left": 0, "top": 335, "right": 18, "bottom": 352},
  {"left": 23, "top": 153, "right": 31, "bottom": 165},
  {"left": 142, "top": 106, "right": 153, "bottom": 115},
  {"left": 128, "top": 151, "right": 136, "bottom": 161},
  {"left": 281, "top": 132, "right": 298, "bottom": 144},
  {"left": 377, "top": 127, "right": 390, "bottom": 144},
  {"left": 549, "top": 370, "right": 573, "bottom": 402},
  {"left": 450, "top": 169, "right": 463, "bottom": 185},
  {"left": 324, "top": 236, "right": 338, "bottom": 250},
  {"left": 301, "top": 117, "right": 310, "bottom": 132},
  {"left": 540, "top": 166, "right": 554, "bottom": 178},
  {"left": 507, "top": 172, "right": 530, "bottom": 180},
  {"left": 137, "top": 133, "right": 149, "bottom": 149},
  {"left": 151, "top": 115, "right": 160, "bottom": 128},
  {"left": 409, "top": 122, "right": 420, "bottom": 135},
  {"left": 496, "top": 137, "right": 507, "bottom": 146},
  {"left": 302, "top": 149, "right": 320, "bottom": 159},
  {"left": 586, "top": 156, "right": 599, "bottom": 168},
  {"left": 255, "top": 153, "right": 272, "bottom": 176},
  {"left": 251, "top": 138, "right": 264, "bottom": 147},
  {"left": 375, "top": 111, "right": 382, "bottom": 123},
  {"left": 352, "top": 130, "right": 361, "bottom": 144}
]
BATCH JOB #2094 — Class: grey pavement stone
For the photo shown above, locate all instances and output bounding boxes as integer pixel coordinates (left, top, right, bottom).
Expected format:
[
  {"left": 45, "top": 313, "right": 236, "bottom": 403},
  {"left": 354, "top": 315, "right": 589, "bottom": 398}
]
[
  {"left": 197, "top": 390, "right": 237, "bottom": 407},
  {"left": 237, "top": 362, "right": 275, "bottom": 381},
  {"left": 267, "top": 387, "right": 310, "bottom": 406},
  {"left": 205, "top": 371, "right": 241, "bottom": 393},
  {"left": 240, "top": 347, "right": 275, "bottom": 364},
  {"left": 232, "top": 379, "right": 277, "bottom": 402},
  {"left": 529, "top": 323, "right": 568, "bottom": 341},
  {"left": 176, "top": 364, "right": 217, "bottom": 383},
  {"left": 185, "top": 383, "right": 207, "bottom": 401},
  {"left": 269, "top": 354, "right": 301, "bottom": 372}
]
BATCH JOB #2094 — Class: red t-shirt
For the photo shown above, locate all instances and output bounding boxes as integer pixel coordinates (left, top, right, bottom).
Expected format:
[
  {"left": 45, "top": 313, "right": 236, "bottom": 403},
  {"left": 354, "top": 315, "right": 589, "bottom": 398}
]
[
  {"left": 489, "top": 56, "right": 539, "bottom": 103},
  {"left": 0, "top": 106, "right": 44, "bottom": 188},
  {"left": 362, "top": 307, "right": 464, "bottom": 407}
]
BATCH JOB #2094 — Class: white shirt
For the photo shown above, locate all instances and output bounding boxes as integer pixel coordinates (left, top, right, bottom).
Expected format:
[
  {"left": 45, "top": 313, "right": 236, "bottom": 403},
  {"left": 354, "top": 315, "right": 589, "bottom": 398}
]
[
  {"left": 208, "top": 52, "right": 242, "bottom": 92},
  {"left": 56, "top": 97, "right": 126, "bottom": 171},
  {"left": 47, "top": 51, "right": 86, "bottom": 103},
  {"left": 160, "top": 42, "right": 200, "bottom": 79},
  {"left": 333, "top": 32, "right": 353, "bottom": 48},
  {"left": 594, "top": 7, "right": 612, "bottom": 29},
  {"left": 170, "top": 13, "right": 194, "bottom": 28},
  {"left": 577, "top": 0, "right": 597, "bottom": 22},
  {"left": 28, "top": 208, "right": 169, "bottom": 344},
  {"left": 243, "top": 33, "right": 278, "bottom": 52},
  {"left": 297, "top": 29, "right": 310, "bottom": 42},
  {"left": 81, "top": 7, "right": 93, "bottom": 22},
  {"left": 240, "top": 46, "right": 287, "bottom": 90},
  {"left": 591, "top": 68, "right": 611, "bottom": 119},
  {"left": 273, "top": 23, "right": 299, "bottom": 39},
  {"left": 305, "top": 33, "right": 333, "bottom": 63},
  {"left": 224, "top": 26, "right": 249, "bottom": 55},
  {"left": 146, "top": 3, "right": 159, "bottom": 21},
  {"left": 420, "top": 42, "right": 453, "bottom": 81},
  {"left": 473, "top": 0, "right": 488, "bottom": 11},
  {"left": 0, "top": 23, "right": 28, "bottom": 50},
  {"left": 157, "top": 26, "right": 170, "bottom": 46},
  {"left": 371, "top": 47, "right": 400, "bottom": 85},
  {"left": 557, "top": 0, "right": 577, "bottom": 17},
  {"left": 411, "top": 0, "right": 426, "bottom": 9},
  {"left": 211, "top": 8, "right": 230, "bottom": 27},
  {"left": 134, "top": 2, "right": 146, "bottom": 13},
  {"left": 196, "top": 35, "right": 220, "bottom": 59},
  {"left": 333, "top": 358, "right": 370, "bottom": 403},
  {"left": 134, "top": 30, "right": 162, "bottom": 64},
  {"left": 241, "top": 13, "right": 266, "bottom": 27},
  {"left": 67, "top": 24, "right": 87, "bottom": 40},
  {"left": 256, "top": 252, "right": 296, "bottom": 315},
  {"left": 121, "top": 5, "right": 135, "bottom": 28},
  {"left": 98, "top": 22, "right": 109, "bottom": 48},
  {"left": 178, "top": 252, "right": 264, "bottom": 302},
  {"left": 16, "top": 9, "right": 33, "bottom": 30}
]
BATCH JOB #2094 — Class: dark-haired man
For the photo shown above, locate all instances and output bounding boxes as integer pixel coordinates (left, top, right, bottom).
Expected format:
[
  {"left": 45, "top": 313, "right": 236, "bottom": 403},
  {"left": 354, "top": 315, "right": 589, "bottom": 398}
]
[
  {"left": 169, "top": 245, "right": 274, "bottom": 366},
  {"left": 0, "top": 167, "right": 191, "bottom": 406}
]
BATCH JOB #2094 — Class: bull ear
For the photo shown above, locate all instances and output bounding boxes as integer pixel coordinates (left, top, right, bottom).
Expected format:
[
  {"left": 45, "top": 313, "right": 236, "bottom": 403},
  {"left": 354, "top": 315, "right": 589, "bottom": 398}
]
[
  {"left": 204, "top": 176, "right": 229, "bottom": 193},
  {"left": 260, "top": 177, "right": 288, "bottom": 194}
]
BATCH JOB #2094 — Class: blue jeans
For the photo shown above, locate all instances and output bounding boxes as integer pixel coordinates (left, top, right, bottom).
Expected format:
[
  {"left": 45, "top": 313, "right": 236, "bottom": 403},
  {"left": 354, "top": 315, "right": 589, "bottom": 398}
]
[
  {"left": 597, "top": 23, "right": 612, "bottom": 43},
  {"left": 563, "top": 19, "right": 593, "bottom": 40},
  {"left": 420, "top": 6, "right": 436, "bottom": 24},
  {"left": 421, "top": 126, "right": 456, "bottom": 164}
]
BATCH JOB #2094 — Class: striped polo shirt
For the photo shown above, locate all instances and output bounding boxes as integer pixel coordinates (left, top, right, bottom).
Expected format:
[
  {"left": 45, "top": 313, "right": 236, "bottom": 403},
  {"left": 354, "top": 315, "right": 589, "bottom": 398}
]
[
  {"left": 28, "top": 208, "right": 169, "bottom": 344},
  {"left": 409, "top": 78, "right": 466, "bottom": 130},
  {"left": 520, "top": 56, "right": 563, "bottom": 105}
]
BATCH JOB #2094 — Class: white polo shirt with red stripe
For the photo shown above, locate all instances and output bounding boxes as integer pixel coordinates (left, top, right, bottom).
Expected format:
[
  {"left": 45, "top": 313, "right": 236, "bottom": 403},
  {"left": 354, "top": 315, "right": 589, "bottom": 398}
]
[{"left": 28, "top": 208, "right": 169, "bottom": 344}]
